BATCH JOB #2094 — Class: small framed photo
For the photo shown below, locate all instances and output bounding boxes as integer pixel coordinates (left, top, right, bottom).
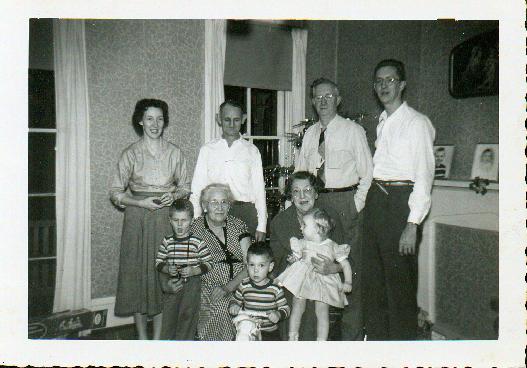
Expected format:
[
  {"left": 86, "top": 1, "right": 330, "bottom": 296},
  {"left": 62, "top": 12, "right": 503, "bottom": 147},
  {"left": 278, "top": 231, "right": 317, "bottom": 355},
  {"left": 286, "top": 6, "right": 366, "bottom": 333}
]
[
  {"left": 434, "top": 145, "right": 455, "bottom": 179},
  {"left": 471, "top": 143, "right": 499, "bottom": 181}
]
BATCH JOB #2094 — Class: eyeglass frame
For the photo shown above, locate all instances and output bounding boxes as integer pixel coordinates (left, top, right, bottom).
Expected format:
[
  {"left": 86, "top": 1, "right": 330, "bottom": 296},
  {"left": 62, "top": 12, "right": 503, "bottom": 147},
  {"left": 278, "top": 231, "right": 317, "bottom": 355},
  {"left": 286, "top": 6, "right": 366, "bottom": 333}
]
[
  {"left": 312, "top": 93, "right": 338, "bottom": 102},
  {"left": 373, "top": 77, "right": 400, "bottom": 87},
  {"left": 207, "top": 199, "right": 231, "bottom": 208},
  {"left": 291, "top": 186, "right": 317, "bottom": 198}
]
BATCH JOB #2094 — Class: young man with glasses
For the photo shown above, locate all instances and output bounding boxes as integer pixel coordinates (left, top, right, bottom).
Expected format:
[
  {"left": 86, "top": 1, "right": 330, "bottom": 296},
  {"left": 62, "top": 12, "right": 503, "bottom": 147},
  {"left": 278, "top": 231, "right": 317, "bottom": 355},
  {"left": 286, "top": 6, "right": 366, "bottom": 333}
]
[
  {"left": 295, "top": 77, "right": 373, "bottom": 341},
  {"left": 364, "top": 59, "right": 435, "bottom": 340},
  {"left": 190, "top": 100, "right": 267, "bottom": 242}
]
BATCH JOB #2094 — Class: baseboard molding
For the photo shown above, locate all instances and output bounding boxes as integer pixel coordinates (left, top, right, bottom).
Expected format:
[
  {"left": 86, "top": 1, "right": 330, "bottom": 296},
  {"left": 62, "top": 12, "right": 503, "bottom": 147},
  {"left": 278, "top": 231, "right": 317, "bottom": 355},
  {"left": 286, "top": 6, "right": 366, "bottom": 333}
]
[{"left": 90, "top": 296, "right": 133, "bottom": 328}]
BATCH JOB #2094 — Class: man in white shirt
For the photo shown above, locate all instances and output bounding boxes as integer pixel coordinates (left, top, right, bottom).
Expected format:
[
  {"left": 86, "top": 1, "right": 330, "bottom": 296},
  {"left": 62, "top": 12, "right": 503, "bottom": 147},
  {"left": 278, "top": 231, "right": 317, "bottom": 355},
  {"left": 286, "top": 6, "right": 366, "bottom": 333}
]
[
  {"left": 296, "top": 77, "right": 373, "bottom": 340},
  {"left": 190, "top": 101, "right": 267, "bottom": 242},
  {"left": 364, "top": 59, "right": 435, "bottom": 340}
]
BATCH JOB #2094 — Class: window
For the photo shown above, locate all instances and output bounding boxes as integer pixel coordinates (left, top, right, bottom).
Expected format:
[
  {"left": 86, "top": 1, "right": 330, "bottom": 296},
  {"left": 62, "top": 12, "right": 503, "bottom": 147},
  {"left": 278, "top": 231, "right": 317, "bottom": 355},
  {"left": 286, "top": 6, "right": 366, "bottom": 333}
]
[
  {"left": 225, "top": 86, "right": 288, "bottom": 223},
  {"left": 28, "top": 68, "right": 57, "bottom": 318}
]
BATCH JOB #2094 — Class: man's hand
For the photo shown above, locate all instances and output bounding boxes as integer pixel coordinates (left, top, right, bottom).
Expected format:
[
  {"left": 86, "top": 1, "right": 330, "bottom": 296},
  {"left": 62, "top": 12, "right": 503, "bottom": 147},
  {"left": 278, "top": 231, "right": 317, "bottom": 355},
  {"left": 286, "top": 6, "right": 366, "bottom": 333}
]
[
  {"left": 254, "top": 230, "right": 266, "bottom": 242},
  {"left": 312, "top": 254, "right": 340, "bottom": 275},
  {"left": 267, "top": 310, "right": 281, "bottom": 324},
  {"left": 229, "top": 303, "right": 241, "bottom": 316},
  {"left": 179, "top": 265, "right": 200, "bottom": 278},
  {"left": 399, "top": 222, "right": 417, "bottom": 255}
]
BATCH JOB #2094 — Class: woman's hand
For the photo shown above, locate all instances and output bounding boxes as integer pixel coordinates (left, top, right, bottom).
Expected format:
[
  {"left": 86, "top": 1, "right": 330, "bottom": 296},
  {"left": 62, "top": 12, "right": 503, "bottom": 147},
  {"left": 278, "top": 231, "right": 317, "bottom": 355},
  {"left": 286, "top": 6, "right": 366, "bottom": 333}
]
[
  {"left": 158, "top": 192, "right": 175, "bottom": 207},
  {"left": 312, "top": 254, "right": 340, "bottom": 275},
  {"left": 228, "top": 303, "right": 241, "bottom": 316},
  {"left": 141, "top": 197, "right": 164, "bottom": 211},
  {"left": 286, "top": 254, "right": 299, "bottom": 264},
  {"left": 211, "top": 285, "right": 229, "bottom": 303},
  {"left": 179, "top": 265, "right": 200, "bottom": 278}
]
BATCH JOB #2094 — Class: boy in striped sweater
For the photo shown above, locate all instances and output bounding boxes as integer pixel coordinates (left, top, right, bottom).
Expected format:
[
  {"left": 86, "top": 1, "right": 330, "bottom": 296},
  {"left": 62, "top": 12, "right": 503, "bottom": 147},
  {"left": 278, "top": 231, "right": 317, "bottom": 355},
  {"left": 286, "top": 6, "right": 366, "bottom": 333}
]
[
  {"left": 156, "top": 199, "right": 213, "bottom": 340},
  {"left": 229, "top": 242, "right": 290, "bottom": 341}
]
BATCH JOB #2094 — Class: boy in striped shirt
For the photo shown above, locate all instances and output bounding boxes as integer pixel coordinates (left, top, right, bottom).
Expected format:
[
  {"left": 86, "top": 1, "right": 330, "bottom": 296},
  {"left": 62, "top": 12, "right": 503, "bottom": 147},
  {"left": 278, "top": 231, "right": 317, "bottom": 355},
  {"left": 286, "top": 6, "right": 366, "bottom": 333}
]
[
  {"left": 156, "top": 199, "right": 212, "bottom": 340},
  {"left": 229, "top": 242, "right": 290, "bottom": 341}
]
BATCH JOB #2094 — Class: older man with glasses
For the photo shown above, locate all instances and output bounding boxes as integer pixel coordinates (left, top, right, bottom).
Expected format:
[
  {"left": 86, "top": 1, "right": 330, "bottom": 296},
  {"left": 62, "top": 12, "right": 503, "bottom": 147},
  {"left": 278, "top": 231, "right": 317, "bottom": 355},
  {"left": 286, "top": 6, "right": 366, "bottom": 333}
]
[
  {"left": 364, "top": 59, "right": 435, "bottom": 340},
  {"left": 295, "top": 77, "right": 373, "bottom": 340}
]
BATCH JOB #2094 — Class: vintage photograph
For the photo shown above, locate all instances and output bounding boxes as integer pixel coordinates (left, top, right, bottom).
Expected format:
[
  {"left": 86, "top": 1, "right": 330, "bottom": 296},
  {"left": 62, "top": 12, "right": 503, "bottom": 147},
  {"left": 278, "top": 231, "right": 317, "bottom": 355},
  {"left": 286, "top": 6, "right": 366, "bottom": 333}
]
[
  {"left": 4, "top": 2, "right": 524, "bottom": 366},
  {"left": 471, "top": 143, "right": 499, "bottom": 181},
  {"left": 433, "top": 145, "right": 455, "bottom": 179}
]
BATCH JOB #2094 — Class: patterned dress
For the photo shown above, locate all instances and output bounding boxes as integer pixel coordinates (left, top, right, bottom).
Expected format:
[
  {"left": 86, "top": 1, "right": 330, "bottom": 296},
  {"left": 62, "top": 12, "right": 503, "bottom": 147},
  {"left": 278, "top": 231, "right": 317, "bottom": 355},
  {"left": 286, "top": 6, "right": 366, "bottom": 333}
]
[{"left": 192, "top": 215, "right": 250, "bottom": 341}]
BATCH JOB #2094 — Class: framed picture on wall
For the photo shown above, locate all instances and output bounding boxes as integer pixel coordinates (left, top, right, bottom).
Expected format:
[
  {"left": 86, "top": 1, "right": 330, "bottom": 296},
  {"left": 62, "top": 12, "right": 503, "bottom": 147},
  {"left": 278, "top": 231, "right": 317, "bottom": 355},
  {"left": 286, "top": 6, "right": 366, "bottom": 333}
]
[
  {"left": 449, "top": 28, "right": 498, "bottom": 98},
  {"left": 433, "top": 145, "right": 455, "bottom": 179},
  {"left": 471, "top": 143, "right": 499, "bottom": 181}
]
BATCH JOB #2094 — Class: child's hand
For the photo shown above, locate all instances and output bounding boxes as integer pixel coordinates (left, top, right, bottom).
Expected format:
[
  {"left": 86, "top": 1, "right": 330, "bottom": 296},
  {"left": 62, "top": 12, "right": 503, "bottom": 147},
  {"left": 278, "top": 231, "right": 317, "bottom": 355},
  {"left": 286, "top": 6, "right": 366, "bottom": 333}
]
[
  {"left": 168, "top": 264, "right": 179, "bottom": 277},
  {"left": 229, "top": 303, "right": 241, "bottom": 316},
  {"left": 179, "top": 265, "right": 199, "bottom": 278},
  {"left": 286, "top": 254, "right": 299, "bottom": 264},
  {"left": 342, "top": 281, "right": 352, "bottom": 293},
  {"left": 267, "top": 310, "right": 281, "bottom": 324}
]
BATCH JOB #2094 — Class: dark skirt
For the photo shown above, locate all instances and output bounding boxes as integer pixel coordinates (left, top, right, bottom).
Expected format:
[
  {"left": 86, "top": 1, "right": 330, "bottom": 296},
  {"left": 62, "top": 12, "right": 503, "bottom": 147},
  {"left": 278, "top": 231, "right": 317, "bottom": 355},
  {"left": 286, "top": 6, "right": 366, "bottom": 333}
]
[{"left": 114, "top": 201, "right": 171, "bottom": 317}]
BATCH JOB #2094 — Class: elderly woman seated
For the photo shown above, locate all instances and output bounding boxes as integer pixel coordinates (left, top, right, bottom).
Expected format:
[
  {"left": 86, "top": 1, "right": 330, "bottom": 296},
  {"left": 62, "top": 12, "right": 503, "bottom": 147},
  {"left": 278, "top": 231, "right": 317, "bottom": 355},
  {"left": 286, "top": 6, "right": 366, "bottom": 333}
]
[
  {"left": 191, "top": 183, "right": 251, "bottom": 341},
  {"left": 269, "top": 171, "right": 347, "bottom": 340}
]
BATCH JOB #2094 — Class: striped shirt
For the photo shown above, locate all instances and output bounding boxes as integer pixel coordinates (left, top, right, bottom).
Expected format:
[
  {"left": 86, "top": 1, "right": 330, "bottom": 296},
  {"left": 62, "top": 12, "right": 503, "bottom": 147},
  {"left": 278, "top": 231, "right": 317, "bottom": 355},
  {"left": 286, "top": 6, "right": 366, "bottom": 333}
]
[
  {"left": 231, "top": 278, "right": 290, "bottom": 332},
  {"left": 156, "top": 234, "right": 213, "bottom": 273}
]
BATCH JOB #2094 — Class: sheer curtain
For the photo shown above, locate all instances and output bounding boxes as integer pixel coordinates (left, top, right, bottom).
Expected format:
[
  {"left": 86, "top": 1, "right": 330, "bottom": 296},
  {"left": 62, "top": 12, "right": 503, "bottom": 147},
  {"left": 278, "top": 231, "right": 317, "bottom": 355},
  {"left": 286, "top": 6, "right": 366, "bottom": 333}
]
[
  {"left": 53, "top": 19, "right": 92, "bottom": 312},
  {"left": 285, "top": 28, "right": 308, "bottom": 167},
  {"left": 203, "top": 19, "right": 227, "bottom": 143}
]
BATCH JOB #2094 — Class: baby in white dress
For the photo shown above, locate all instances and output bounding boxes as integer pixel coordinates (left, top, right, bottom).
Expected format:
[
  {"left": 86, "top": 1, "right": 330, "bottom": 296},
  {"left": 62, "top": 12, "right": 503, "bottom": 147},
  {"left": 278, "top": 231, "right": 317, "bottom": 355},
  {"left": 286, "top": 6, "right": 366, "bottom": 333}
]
[{"left": 275, "top": 207, "right": 352, "bottom": 341}]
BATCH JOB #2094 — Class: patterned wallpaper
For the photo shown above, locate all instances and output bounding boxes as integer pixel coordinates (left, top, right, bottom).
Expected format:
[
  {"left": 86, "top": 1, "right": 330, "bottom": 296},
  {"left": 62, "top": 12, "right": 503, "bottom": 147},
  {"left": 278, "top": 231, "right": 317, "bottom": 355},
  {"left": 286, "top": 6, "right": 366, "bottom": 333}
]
[
  {"left": 307, "top": 20, "right": 498, "bottom": 180},
  {"left": 86, "top": 19, "right": 204, "bottom": 298}
]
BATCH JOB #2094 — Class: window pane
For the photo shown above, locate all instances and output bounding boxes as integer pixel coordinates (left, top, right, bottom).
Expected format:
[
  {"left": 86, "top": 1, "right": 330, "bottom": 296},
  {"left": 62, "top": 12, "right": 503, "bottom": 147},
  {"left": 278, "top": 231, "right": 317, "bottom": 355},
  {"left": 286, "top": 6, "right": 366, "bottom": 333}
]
[
  {"left": 254, "top": 139, "right": 279, "bottom": 187},
  {"left": 28, "top": 258, "right": 55, "bottom": 318},
  {"left": 224, "top": 85, "right": 248, "bottom": 134},
  {"left": 250, "top": 88, "right": 277, "bottom": 136},
  {"left": 28, "top": 69, "right": 56, "bottom": 129},
  {"left": 28, "top": 133, "right": 55, "bottom": 193}
]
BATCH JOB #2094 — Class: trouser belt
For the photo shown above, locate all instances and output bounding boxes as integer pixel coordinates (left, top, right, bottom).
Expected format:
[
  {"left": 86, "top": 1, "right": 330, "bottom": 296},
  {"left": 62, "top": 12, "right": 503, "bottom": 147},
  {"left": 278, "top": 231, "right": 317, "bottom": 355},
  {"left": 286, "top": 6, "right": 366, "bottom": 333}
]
[{"left": 319, "top": 184, "right": 358, "bottom": 193}]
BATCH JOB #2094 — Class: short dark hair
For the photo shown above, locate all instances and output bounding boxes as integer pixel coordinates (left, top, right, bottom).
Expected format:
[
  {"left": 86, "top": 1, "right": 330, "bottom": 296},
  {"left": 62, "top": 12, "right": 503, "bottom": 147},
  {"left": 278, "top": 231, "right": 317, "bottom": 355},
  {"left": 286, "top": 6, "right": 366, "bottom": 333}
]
[
  {"left": 374, "top": 59, "right": 406, "bottom": 81},
  {"left": 310, "top": 77, "right": 340, "bottom": 98},
  {"left": 169, "top": 198, "right": 194, "bottom": 218},
  {"left": 435, "top": 147, "right": 445, "bottom": 152},
  {"left": 132, "top": 98, "right": 169, "bottom": 136},
  {"left": 219, "top": 100, "right": 244, "bottom": 116},
  {"left": 284, "top": 171, "right": 320, "bottom": 200},
  {"left": 247, "top": 242, "right": 274, "bottom": 262}
]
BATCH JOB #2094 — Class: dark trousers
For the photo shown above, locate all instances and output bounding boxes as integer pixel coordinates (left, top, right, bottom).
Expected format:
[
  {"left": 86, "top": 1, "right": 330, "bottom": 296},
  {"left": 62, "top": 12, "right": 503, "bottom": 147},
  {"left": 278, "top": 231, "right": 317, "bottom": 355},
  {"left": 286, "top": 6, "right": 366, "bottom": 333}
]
[
  {"left": 261, "top": 328, "right": 281, "bottom": 341},
  {"left": 318, "top": 190, "right": 364, "bottom": 341},
  {"left": 160, "top": 276, "right": 201, "bottom": 340},
  {"left": 363, "top": 184, "right": 419, "bottom": 340},
  {"left": 229, "top": 201, "right": 258, "bottom": 237}
]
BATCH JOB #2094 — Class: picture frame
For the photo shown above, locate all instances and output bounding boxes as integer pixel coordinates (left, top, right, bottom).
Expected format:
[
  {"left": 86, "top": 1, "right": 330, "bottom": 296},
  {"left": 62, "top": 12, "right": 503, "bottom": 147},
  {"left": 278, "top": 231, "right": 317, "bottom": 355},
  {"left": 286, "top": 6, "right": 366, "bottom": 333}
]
[
  {"left": 471, "top": 143, "right": 499, "bottom": 181},
  {"left": 449, "top": 28, "right": 498, "bottom": 99},
  {"left": 433, "top": 145, "right": 455, "bottom": 179}
]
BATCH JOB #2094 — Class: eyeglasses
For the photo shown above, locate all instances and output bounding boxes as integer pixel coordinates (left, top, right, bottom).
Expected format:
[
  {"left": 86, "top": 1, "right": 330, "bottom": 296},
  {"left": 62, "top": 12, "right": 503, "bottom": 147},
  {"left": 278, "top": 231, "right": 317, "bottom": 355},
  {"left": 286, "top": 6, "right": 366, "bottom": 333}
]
[
  {"left": 291, "top": 187, "right": 315, "bottom": 198},
  {"left": 373, "top": 77, "right": 400, "bottom": 87},
  {"left": 208, "top": 199, "right": 230, "bottom": 208},
  {"left": 313, "top": 93, "right": 337, "bottom": 102}
]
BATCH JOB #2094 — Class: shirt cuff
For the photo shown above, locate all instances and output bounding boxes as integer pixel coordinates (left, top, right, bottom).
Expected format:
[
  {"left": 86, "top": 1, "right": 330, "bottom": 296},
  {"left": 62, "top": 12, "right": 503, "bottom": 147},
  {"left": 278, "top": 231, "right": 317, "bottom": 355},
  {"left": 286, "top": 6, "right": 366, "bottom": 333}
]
[
  {"left": 156, "top": 262, "right": 166, "bottom": 273},
  {"left": 407, "top": 212, "right": 422, "bottom": 225},
  {"left": 278, "top": 309, "right": 288, "bottom": 321}
]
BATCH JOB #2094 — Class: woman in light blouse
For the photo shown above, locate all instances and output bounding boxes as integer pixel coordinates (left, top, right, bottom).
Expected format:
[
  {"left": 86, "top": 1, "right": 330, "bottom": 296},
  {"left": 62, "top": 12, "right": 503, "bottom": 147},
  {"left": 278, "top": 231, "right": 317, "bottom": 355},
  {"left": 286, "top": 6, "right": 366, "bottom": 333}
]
[{"left": 110, "top": 98, "right": 190, "bottom": 339}]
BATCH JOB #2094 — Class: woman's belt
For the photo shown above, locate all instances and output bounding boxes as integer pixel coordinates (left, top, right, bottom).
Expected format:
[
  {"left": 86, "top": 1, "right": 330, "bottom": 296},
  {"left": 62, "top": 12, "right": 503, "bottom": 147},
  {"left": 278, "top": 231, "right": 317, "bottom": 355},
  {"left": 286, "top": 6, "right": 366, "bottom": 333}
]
[
  {"left": 130, "top": 191, "right": 164, "bottom": 197},
  {"left": 318, "top": 184, "right": 358, "bottom": 193}
]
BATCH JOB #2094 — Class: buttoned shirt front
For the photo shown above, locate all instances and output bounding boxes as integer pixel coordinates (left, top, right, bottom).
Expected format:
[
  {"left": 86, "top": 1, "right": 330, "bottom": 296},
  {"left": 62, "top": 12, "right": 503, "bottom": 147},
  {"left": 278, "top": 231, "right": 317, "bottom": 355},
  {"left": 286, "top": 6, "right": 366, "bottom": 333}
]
[
  {"left": 373, "top": 102, "right": 436, "bottom": 224},
  {"left": 295, "top": 114, "right": 373, "bottom": 212},
  {"left": 190, "top": 136, "right": 267, "bottom": 233}
]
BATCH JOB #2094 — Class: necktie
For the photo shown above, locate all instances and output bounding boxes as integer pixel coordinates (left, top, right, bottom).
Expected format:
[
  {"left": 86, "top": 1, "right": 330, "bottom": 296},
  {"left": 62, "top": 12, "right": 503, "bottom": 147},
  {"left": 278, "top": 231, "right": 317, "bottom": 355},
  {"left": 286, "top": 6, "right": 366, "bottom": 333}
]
[{"left": 317, "top": 127, "right": 326, "bottom": 185}]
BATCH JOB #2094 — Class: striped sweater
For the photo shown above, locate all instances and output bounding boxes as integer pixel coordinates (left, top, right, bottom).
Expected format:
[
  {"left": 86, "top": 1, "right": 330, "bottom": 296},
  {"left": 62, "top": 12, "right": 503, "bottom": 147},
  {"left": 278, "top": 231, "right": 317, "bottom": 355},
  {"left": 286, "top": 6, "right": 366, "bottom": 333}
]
[
  {"left": 231, "top": 277, "right": 290, "bottom": 332},
  {"left": 156, "top": 234, "right": 213, "bottom": 273}
]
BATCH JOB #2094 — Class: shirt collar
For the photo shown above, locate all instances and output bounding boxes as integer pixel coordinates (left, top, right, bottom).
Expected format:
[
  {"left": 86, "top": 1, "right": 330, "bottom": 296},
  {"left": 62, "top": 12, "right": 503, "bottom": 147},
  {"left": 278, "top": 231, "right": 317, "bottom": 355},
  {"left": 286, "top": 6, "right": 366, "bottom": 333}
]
[
  {"left": 380, "top": 101, "right": 408, "bottom": 124},
  {"left": 319, "top": 114, "right": 339, "bottom": 131}
]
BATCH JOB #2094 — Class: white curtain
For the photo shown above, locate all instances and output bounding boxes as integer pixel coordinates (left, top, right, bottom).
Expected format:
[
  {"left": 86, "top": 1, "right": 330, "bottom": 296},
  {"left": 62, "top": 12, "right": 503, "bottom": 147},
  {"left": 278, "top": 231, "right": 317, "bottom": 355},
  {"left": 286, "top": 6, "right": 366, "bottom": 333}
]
[
  {"left": 204, "top": 19, "right": 227, "bottom": 143},
  {"left": 53, "top": 19, "right": 92, "bottom": 312},
  {"left": 285, "top": 28, "right": 308, "bottom": 167}
]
